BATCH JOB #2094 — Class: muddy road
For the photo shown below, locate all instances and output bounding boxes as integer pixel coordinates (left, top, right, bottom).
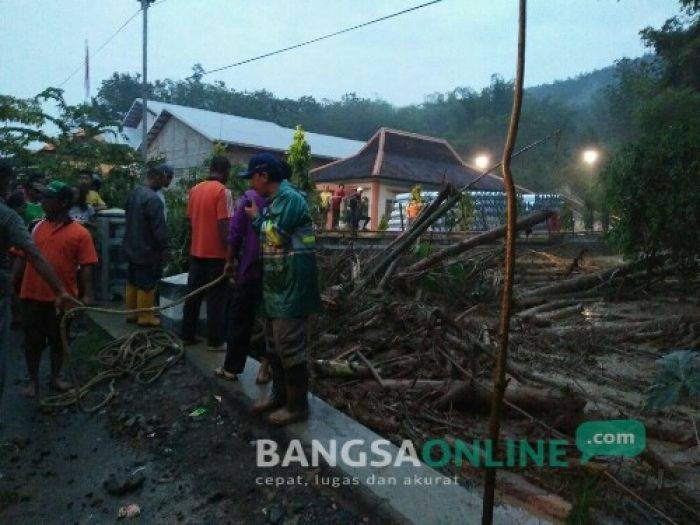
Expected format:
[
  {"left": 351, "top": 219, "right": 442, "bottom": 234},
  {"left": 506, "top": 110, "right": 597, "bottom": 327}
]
[{"left": 0, "top": 328, "right": 374, "bottom": 524}]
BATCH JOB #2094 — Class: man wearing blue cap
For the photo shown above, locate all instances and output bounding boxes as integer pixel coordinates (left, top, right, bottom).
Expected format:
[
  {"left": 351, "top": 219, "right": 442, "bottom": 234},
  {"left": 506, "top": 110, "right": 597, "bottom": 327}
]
[{"left": 241, "top": 153, "right": 320, "bottom": 425}]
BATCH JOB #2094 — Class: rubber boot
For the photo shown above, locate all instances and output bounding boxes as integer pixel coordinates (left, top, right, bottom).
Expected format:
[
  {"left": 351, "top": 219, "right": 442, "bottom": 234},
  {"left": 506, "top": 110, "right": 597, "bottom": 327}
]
[
  {"left": 252, "top": 357, "right": 286, "bottom": 414},
  {"left": 136, "top": 289, "right": 160, "bottom": 327},
  {"left": 125, "top": 283, "right": 138, "bottom": 323},
  {"left": 268, "top": 364, "right": 309, "bottom": 426}
]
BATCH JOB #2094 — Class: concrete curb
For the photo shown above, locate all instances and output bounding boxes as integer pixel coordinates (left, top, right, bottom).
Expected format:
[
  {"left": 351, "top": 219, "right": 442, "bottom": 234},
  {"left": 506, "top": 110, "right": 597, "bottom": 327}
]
[{"left": 87, "top": 310, "right": 551, "bottom": 525}]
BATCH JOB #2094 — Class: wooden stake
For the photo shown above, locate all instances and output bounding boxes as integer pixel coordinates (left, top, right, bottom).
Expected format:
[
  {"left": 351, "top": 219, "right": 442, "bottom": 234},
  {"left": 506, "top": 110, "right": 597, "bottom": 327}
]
[{"left": 482, "top": 1, "right": 527, "bottom": 523}]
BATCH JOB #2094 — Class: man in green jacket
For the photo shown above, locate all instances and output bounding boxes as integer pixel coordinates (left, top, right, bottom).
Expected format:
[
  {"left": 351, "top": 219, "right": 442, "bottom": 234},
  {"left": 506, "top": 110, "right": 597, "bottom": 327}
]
[{"left": 242, "top": 153, "right": 320, "bottom": 425}]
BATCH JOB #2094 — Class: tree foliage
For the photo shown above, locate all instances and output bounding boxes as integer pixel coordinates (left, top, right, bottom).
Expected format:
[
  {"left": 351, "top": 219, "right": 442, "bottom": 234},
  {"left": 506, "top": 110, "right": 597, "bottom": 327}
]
[
  {"left": 95, "top": 69, "right": 602, "bottom": 193},
  {"left": 286, "top": 126, "right": 312, "bottom": 191},
  {"left": 601, "top": 124, "right": 700, "bottom": 263},
  {"left": 1, "top": 88, "right": 137, "bottom": 182},
  {"left": 602, "top": 1, "right": 700, "bottom": 265}
]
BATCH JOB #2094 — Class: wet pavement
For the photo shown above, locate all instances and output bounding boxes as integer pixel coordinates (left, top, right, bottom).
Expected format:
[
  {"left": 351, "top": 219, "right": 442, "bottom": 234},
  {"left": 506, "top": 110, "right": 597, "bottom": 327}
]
[{"left": 0, "top": 328, "right": 374, "bottom": 524}]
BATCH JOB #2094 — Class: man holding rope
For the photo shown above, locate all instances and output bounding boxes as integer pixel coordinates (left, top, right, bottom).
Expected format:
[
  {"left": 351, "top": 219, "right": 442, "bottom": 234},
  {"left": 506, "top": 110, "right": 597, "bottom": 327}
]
[
  {"left": 242, "top": 153, "right": 320, "bottom": 425},
  {"left": 1, "top": 164, "right": 73, "bottom": 424},
  {"left": 15, "top": 180, "right": 97, "bottom": 399}
]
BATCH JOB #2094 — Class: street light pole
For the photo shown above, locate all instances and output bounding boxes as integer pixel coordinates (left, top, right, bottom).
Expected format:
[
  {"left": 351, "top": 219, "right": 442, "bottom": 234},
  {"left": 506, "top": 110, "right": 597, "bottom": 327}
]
[{"left": 140, "top": 0, "right": 153, "bottom": 160}]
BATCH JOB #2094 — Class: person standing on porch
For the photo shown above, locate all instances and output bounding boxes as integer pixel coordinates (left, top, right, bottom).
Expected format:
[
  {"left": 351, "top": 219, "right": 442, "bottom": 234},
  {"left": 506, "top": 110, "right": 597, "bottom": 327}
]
[
  {"left": 330, "top": 183, "right": 345, "bottom": 230},
  {"left": 319, "top": 186, "right": 332, "bottom": 230},
  {"left": 181, "top": 156, "right": 233, "bottom": 351}
]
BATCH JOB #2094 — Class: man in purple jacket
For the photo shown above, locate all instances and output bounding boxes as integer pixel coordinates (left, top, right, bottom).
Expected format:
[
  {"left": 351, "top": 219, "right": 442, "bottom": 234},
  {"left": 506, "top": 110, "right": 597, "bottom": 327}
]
[{"left": 216, "top": 188, "right": 271, "bottom": 383}]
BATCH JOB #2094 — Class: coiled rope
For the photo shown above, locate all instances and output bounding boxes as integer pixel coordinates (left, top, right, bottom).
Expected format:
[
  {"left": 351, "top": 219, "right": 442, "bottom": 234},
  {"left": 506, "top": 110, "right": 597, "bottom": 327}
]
[{"left": 40, "top": 274, "right": 227, "bottom": 412}]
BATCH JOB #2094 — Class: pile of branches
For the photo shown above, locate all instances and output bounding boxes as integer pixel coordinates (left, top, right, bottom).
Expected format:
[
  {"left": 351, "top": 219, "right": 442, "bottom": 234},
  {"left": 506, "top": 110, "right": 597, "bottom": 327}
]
[{"left": 309, "top": 189, "right": 700, "bottom": 523}]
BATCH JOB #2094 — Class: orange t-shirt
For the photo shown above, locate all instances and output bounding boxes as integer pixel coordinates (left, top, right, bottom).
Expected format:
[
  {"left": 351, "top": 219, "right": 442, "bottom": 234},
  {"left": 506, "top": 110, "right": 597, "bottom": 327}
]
[
  {"left": 20, "top": 219, "right": 98, "bottom": 302},
  {"left": 407, "top": 200, "right": 422, "bottom": 219},
  {"left": 187, "top": 180, "right": 233, "bottom": 259}
]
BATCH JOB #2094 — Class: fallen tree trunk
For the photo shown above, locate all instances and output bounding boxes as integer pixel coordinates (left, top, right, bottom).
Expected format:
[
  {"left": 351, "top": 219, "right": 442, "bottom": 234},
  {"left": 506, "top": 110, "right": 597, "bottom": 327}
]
[
  {"left": 400, "top": 210, "right": 553, "bottom": 276},
  {"left": 515, "top": 298, "right": 591, "bottom": 318},
  {"left": 517, "top": 256, "right": 665, "bottom": 301},
  {"left": 361, "top": 377, "right": 585, "bottom": 416},
  {"left": 313, "top": 359, "right": 372, "bottom": 379},
  {"left": 433, "top": 379, "right": 585, "bottom": 416},
  {"left": 361, "top": 379, "right": 445, "bottom": 390},
  {"left": 543, "top": 315, "right": 700, "bottom": 339},
  {"left": 526, "top": 304, "right": 583, "bottom": 326}
]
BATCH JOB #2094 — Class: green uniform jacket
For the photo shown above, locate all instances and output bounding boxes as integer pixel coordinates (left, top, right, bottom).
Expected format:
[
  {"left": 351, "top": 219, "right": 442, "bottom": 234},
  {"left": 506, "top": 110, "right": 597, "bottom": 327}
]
[{"left": 253, "top": 180, "right": 320, "bottom": 318}]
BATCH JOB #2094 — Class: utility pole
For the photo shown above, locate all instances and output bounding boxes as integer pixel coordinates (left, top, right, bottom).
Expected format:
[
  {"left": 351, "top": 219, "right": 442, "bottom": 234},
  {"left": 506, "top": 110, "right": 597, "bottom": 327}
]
[{"left": 140, "top": 0, "right": 154, "bottom": 160}]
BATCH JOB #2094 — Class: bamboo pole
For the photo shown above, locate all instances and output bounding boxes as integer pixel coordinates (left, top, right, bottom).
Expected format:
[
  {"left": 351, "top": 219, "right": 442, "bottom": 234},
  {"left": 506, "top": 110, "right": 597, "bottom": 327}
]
[{"left": 482, "top": 1, "right": 527, "bottom": 523}]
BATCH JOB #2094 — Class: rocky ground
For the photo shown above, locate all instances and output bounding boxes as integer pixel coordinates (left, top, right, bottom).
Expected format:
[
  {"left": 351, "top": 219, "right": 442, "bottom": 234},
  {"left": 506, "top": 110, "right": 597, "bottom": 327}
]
[{"left": 0, "top": 328, "right": 375, "bottom": 525}]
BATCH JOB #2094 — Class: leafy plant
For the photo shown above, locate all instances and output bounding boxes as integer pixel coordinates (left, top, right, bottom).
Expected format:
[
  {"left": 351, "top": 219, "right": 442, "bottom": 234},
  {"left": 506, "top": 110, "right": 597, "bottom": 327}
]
[
  {"left": 377, "top": 214, "right": 389, "bottom": 231},
  {"left": 559, "top": 202, "right": 574, "bottom": 232},
  {"left": 645, "top": 349, "right": 700, "bottom": 410},
  {"left": 100, "top": 166, "right": 140, "bottom": 209},
  {"left": 410, "top": 185, "right": 423, "bottom": 203},
  {"left": 601, "top": 122, "right": 700, "bottom": 266},
  {"left": 1, "top": 88, "right": 137, "bottom": 182},
  {"left": 287, "top": 125, "right": 312, "bottom": 191}
]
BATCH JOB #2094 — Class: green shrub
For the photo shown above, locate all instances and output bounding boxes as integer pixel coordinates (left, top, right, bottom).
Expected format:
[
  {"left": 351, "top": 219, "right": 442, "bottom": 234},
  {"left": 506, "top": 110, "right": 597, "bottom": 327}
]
[{"left": 601, "top": 123, "right": 700, "bottom": 265}]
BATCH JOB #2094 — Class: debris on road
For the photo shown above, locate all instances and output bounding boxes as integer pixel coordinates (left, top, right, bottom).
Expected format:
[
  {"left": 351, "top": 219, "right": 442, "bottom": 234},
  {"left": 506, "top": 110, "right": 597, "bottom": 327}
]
[{"left": 117, "top": 503, "right": 141, "bottom": 519}]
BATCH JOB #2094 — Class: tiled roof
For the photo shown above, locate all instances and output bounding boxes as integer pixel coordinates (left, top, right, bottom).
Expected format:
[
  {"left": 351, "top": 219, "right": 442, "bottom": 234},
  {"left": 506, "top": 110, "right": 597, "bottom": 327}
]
[{"left": 310, "top": 127, "right": 507, "bottom": 191}]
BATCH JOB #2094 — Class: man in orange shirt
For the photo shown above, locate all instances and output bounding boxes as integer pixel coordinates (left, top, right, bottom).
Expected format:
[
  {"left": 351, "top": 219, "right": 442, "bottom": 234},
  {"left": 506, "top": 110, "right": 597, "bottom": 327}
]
[
  {"left": 181, "top": 156, "right": 233, "bottom": 350},
  {"left": 17, "top": 180, "right": 98, "bottom": 398}
]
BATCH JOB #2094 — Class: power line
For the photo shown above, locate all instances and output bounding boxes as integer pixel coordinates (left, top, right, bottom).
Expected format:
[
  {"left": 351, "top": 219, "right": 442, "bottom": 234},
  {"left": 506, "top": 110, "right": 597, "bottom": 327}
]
[
  {"left": 58, "top": 9, "right": 140, "bottom": 88},
  {"left": 200, "top": 0, "right": 445, "bottom": 76},
  {"left": 57, "top": 0, "right": 168, "bottom": 89}
]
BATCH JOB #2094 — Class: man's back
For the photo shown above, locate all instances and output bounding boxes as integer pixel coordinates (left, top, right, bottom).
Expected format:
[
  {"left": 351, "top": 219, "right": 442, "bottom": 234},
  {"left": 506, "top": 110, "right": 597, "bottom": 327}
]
[
  {"left": 124, "top": 185, "right": 167, "bottom": 264},
  {"left": 187, "top": 180, "right": 233, "bottom": 259}
]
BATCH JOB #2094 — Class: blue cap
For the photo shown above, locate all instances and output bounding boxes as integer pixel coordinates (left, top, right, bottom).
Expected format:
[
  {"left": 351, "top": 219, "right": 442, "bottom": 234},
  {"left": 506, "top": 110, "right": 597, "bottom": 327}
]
[{"left": 240, "top": 153, "right": 281, "bottom": 180}]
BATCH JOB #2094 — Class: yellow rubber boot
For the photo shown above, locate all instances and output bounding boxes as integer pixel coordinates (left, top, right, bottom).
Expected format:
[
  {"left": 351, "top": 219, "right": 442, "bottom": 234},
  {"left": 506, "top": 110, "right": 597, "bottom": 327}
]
[
  {"left": 136, "top": 289, "right": 160, "bottom": 327},
  {"left": 125, "top": 283, "right": 138, "bottom": 323}
]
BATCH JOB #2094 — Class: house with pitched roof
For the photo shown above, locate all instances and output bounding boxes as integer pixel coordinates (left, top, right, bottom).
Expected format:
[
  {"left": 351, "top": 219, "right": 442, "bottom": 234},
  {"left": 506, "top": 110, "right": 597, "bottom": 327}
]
[
  {"left": 108, "top": 99, "right": 365, "bottom": 174},
  {"left": 310, "top": 127, "right": 511, "bottom": 230}
]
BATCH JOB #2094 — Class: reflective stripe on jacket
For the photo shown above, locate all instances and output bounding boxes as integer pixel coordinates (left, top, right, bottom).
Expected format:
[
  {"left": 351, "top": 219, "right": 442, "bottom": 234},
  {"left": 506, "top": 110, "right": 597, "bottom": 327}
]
[{"left": 253, "top": 180, "right": 320, "bottom": 318}]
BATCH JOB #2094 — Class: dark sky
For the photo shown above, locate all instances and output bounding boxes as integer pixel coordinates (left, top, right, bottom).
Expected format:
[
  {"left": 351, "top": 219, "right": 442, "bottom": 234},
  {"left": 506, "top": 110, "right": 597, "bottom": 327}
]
[{"left": 0, "top": 0, "right": 680, "bottom": 106}]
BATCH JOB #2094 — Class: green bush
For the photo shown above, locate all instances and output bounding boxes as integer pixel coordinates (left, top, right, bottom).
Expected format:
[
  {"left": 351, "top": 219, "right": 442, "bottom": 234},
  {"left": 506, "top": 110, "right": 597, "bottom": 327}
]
[
  {"left": 601, "top": 123, "right": 700, "bottom": 265},
  {"left": 559, "top": 202, "right": 574, "bottom": 232},
  {"left": 100, "top": 166, "right": 140, "bottom": 209}
]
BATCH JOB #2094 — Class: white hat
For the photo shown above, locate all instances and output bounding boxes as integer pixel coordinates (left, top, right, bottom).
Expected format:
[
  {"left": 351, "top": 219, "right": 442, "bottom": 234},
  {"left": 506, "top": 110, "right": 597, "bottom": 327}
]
[{"left": 356, "top": 187, "right": 363, "bottom": 192}]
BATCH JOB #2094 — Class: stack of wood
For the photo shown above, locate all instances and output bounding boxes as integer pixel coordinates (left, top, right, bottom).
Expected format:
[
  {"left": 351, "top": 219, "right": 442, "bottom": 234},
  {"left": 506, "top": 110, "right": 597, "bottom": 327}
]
[{"left": 309, "top": 206, "right": 700, "bottom": 523}]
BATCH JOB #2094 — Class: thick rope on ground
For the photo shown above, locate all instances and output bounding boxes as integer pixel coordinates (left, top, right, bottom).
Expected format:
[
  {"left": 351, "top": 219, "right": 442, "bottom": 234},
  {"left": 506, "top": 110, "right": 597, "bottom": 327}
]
[{"left": 40, "top": 274, "right": 227, "bottom": 412}]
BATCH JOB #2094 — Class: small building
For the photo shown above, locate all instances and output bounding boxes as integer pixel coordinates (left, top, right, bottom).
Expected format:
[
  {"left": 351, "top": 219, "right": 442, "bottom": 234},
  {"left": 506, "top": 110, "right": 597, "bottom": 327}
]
[
  {"left": 109, "top": 99, "right": 365, "bottom": 175},
  {"left": 310, "top": 127, "right": 508, "bottom": 230}
]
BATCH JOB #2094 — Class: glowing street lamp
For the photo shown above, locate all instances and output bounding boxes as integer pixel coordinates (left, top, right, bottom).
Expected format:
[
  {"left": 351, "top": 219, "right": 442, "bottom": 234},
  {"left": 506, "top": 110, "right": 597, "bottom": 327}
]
[
  {"left": 473, "top": 154, "right": 491, "bottom": 171},
  {"left": 582, "top": 149, "right": 600, "bottom": 166}
]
